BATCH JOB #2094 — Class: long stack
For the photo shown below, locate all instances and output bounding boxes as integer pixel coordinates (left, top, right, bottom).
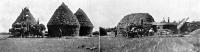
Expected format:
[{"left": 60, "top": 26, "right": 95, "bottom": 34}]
[{"left": 117, "top": 13, "right": 155, "bottom": 36}]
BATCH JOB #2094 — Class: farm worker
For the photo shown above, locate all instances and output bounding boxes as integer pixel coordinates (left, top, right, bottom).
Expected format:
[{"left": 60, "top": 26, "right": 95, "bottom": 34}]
[
  {"left": 59, "top": 28, "right": 62, "bottom": 37},
  {"left": 21, "top": 27, "right": 27, "bottom": 38},
  {"left": 131, "top": 27, "right": 136, "bottom": 32},
  {"left": 114, "top": 30, "right": 117, "bottom": 37},
  {"left": 41, "top": 30, "right": 45, "bottom": 38},
  {"left": 149, "top": 28, "right": 154, "bottom": 36}
]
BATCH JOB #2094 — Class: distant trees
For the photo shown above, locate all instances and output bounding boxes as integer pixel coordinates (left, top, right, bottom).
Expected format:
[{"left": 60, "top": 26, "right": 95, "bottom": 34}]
[
  {"left": 92, "top": 31, "right": 99, "bottom": 35},
  {"left": 92, "top": 27, "right": 117, "bottom": 36},
  {"left": 104, "top": 27, "right": 117, "bottom": 32}
]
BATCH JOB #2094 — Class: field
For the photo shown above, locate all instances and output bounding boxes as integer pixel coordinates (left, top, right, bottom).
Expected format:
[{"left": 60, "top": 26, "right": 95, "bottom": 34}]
[
  {"left": 100, "top": 32, "right": 199, "bottom": 52},
  {"left": 0, "top": 33, "right": 199, "bottom": 52},
  {"left": 100, "top": 36, "right": 199, "bottom": 52},
  {"left": 0, "top": 35, "right": 99, "bottom": 52}
]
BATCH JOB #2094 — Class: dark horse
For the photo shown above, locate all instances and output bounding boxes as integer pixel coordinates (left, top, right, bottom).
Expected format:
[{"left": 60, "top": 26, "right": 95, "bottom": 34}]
[{"left": 29, "top": 24, "right": 46, "bottom": 38}]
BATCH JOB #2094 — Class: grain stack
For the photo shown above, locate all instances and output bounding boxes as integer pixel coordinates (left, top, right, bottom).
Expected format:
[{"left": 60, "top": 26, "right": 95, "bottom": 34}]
[
  {"left": 47, "top": 3, "right": 80, "bottom": 37},
  {"left": 12, "top": 7, "right": 37, "bottom": 27},
  {"left": 117, "top": 13, "right": 155, "bottom": 36},
  {"left": 74, "top": 8, "right": 94, "bottom": 36}
]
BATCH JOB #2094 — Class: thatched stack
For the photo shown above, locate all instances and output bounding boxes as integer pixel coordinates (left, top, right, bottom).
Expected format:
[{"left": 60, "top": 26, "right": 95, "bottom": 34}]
[
  {"left": 74, "top": 8, "right": 94, "bottom": 36},
  {"left": 117, "top": 13, "right": 155, "bottom": 36},
  {"left": 12, "top": 7, "right": 37, "bottom": 27},
  {"left": 47, "top": 3, "right": 80, "bottom": 37}
]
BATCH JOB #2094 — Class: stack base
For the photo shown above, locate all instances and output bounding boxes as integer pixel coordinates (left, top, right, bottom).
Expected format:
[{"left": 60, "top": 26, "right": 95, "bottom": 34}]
[
  {"left": 79, "top": 26, "right": 93, "bottom": 36},
  {"left": 47, "top": 25, "right": 80, "bottom": 37}
]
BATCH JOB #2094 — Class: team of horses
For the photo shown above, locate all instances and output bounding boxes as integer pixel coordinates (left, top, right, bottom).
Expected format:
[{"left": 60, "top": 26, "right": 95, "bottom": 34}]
[{"left": 9, "top": 23, "right": 46, "bottom": 38}]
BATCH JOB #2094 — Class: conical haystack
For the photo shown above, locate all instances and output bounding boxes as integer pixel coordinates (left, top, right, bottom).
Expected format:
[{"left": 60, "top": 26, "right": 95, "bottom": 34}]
[
  {"left": 47, "top": 3, "right": 80, "bottom": 37},
  {"left": 117, "top": 13, "right": 155, "bottom": 36},
  {"left": 12, "top": 7, "right": 37, "bottom": 27},
  {"left": 74, "top": 8, "right": 94, "bottom": 36}
]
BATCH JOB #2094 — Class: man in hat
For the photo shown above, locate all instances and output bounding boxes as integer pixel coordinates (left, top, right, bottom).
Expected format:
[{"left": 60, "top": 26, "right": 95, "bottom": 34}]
[{"left": 148, "top": 28, "right": 154, "bottom": 36}]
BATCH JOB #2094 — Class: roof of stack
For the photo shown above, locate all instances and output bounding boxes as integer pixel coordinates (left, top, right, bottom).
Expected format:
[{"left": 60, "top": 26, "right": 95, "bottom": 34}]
[
  {"left": 13, "top": 7, "right": 36, "bottom": 26},
  {"left": 74, "top": 8, "right": 93, "bottom": 27},
  {"left": 47, "top": 3, "right": 80, "bottom": 25},
  {"left": 117, "top": 13, "right": 155, "bottom": 28}
]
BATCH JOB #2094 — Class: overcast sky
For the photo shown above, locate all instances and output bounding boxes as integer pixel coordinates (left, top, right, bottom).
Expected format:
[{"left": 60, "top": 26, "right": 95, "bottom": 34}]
[{"left": 0, "top": 0, "right": 200, "bottom": 32}]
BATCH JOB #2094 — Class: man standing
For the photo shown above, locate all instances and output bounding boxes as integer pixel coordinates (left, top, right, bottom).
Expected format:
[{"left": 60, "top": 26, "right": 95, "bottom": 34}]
[
  {"left": 59, "top": 28, "right": 62, "bottom": 38},
  {"left": 149, "top": 28, "right": 154, "bottom": 36}
]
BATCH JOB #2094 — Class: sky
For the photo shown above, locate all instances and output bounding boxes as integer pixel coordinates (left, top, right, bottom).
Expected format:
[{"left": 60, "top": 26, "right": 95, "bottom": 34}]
[{"left": 0, "top": 0, "right": 200, "bottom": 32}]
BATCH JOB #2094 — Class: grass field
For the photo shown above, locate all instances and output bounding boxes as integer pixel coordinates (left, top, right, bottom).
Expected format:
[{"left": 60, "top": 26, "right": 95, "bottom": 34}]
[
  {"left": 0, "top": 33, "right": 199, "bottom": 52},
  {"left": 0, "top": 35, "right": 99, "bottom": 52},
  {"left": 100, "top": 36, "right": 200, "bottom": 52}
]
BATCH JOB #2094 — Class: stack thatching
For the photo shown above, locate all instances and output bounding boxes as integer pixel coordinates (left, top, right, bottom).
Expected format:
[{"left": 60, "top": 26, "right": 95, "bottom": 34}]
[
  {"left": 47, "top": 3, "right": 80, "bottom": 37},
  {"left": 117, "top": 13, "right": 155, "bottom": 36},
  {"left": 12, "top": 7, "right": 37, "bottom": 27},
  {"left": 74, "top": 8, "right": 94, "bottom": 36}
]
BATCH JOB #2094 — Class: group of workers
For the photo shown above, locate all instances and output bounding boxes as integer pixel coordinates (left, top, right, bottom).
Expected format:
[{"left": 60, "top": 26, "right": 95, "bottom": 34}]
[
  {"left": 128, "top": 26, "right": 155, "bottom": 38},
  {"left": 9, "top": 22, "right": 46, "bottom": 38}
]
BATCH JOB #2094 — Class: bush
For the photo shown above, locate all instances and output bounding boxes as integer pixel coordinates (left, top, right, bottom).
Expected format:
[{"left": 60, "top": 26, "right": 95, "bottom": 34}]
[
  {"left": 99, "top": 27, "right": 107, "bottom": 36},
  {"left": 104, "top": 27, "right": 117, "bottom": 32},
  {"left": 92, "top": 31, "right": 99, "bottom": 35}
]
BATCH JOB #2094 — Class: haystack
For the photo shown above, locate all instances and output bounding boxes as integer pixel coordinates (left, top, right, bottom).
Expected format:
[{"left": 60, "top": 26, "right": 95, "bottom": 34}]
[
  {"left": 117, "top": 13, "right": 155, "bottom": 36},
  {"left": 12, "top": 7, "right": 37, "bottom": 27},
  {"left": 74, "top": 8, "right": 94, "bottom": 36},
  {"left": 47, "top": 3, "right": 80, "bottom": 37}
]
